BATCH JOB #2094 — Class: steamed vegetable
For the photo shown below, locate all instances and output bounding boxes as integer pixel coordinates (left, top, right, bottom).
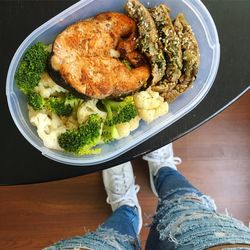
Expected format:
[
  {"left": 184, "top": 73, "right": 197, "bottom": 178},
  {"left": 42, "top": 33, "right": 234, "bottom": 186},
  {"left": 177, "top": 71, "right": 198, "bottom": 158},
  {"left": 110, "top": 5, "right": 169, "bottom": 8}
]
[
  {"left": 58, "top": 114, "right": 103, "bottom": 155},
  {"left": 101, "top": 96, "right": 138, "bottom": 142},
  {"left": 115, "top": 116, "right": 141, "bottom": 139},
  {"left": 101, "top": 124, "right": 120, "bottom": 143},
  {"left": 34, "top": 72, "right": 67, "bottom": 99},
  {"left": 102, "top": 96, "right": 137, "bottom": 126},
  {"left": 15, "top": 42, "right": 50, "bottom": 94},
  {"left": 47, "top": 97, "right": 73, "bottom": 117},
  {"left": 134, "top": 88, "right": 169, "bottom": 123},
  {"left": 47, "top": 93, "right": 82, "bottom": 117},
  {"left": 65, "top": 93, "right": 83, "bottom": 109},
  {"left": 29, "top": 108, "right": 67, "bottom": 151},
  {"left": 77, "top": 99, "right": 107, "bottom": 124},
  {"left": 27, "top": 92, "right": 45, "bottom": 111}
]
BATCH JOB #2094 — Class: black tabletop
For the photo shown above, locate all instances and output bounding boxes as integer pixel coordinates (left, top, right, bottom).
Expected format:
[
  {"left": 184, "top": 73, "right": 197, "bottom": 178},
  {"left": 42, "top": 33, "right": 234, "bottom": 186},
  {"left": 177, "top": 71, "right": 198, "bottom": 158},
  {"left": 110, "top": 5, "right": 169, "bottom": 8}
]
[{"left": 1, "top": 0, "right": 249, "bottom": 185}]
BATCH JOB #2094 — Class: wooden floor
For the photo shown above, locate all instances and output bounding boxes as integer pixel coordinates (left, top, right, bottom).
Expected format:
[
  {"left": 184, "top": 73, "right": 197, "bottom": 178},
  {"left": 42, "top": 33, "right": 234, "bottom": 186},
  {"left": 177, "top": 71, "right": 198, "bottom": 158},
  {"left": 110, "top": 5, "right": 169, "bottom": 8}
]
[{"left": 0, "top": 92, "right": 249, "bottom": 250}]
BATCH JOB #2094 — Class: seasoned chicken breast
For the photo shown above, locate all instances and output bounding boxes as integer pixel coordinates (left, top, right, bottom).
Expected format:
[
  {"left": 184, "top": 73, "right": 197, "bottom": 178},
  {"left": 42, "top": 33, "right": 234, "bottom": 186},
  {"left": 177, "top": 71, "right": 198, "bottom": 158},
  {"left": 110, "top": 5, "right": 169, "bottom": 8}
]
[{"left": 49, "top": 12, "right": 150, "bottom": 99}]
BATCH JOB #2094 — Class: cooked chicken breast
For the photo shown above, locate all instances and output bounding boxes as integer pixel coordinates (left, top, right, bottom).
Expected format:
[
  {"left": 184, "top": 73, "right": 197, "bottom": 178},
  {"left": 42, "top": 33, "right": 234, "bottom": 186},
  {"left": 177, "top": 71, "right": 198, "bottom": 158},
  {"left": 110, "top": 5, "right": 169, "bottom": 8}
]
[{"left": 49, "top": 12, "right": 150, "bottom": 99}]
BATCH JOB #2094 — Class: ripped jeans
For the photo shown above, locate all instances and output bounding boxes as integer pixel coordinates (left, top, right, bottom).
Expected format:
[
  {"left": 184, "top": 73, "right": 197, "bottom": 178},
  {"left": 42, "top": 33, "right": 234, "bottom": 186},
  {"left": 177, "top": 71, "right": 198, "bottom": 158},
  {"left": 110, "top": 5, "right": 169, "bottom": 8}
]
[{"left": 44, "top": 168, "right": 250, "bottom": 250}]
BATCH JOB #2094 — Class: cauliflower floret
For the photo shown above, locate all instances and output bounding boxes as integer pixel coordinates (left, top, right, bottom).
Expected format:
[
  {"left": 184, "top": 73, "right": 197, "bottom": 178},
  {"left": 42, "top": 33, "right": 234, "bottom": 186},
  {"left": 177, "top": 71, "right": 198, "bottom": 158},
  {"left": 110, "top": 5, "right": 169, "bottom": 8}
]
[
  {"left": 77, "top": 99, "right": 107, "bottom": 124},
  {"left": 116, "top": 122, "right": 130, "bottom": 138},
  {"left": 115, "top": 116, "right": 141, "bottom": 139},
  {"left": 129, "top": 116, "right": 141, "bottom": 131},
  {"left": 29, "top": 106, "right": 67, "bottom": 150},
  {"left": 134, "top": 88, "right": 169, "bottom": 123},
  {"left": 34, "top": 72, "right": 67, "bottom": 98}
]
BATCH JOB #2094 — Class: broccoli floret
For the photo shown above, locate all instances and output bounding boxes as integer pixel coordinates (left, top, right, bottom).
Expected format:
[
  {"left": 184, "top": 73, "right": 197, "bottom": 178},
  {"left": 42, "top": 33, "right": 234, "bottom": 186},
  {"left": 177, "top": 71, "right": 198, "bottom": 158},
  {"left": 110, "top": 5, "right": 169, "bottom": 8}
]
[
  {"left": 16, "top": 70, "right": 41, "bottom": 94},
  {"left": 58, "top": 114, "right": 103, "bottom": 155},
  {"left": 27, "top": 92, "right": 45, "bottom": 111},
  {"left": 47, "top": 96, "right": 73, "bottom": 116},
  {"left": 101, "top": 124, "right": 119, "bottom": 143},
  {"left": 65, "top": 93, "right": 83, "bottom": 108},
  {"left": 47, "top": 93, "right": 82, "bottom": 117},
  {"left": 101, "top": 96, "right": 138, "bottom": 126},
  {"left": 15, "top": 42, "right": 50, "bottom": 94},
  {"left": 77, "top": 147, "right": 101, "bottom": 155},
  {"left": 101, "top": 97, "right": 137, "bottom": 142}
]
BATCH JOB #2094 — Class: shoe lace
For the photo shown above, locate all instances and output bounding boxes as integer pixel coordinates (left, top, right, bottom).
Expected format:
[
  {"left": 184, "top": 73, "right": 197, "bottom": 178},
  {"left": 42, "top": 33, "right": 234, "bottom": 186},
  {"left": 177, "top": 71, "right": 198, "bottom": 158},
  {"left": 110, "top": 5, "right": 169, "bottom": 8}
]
[
  {"left": 106, "top": 184, "right": 140, "bottom": 206},
  {"left": 143, "top": 148, "right": 182, "bottom": 168}
]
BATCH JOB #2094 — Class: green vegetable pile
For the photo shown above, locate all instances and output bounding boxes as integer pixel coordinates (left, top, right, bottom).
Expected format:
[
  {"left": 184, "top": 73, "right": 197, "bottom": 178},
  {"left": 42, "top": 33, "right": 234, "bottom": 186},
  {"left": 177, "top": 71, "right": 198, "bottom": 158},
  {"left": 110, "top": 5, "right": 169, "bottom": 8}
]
[{"left": 57, "top": 97, "right": 138, "bottom": 154}]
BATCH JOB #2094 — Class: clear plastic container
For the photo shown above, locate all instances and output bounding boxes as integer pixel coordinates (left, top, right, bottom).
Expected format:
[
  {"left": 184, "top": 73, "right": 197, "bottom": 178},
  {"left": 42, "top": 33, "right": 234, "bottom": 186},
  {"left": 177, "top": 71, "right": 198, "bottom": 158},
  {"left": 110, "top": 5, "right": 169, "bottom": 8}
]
[{"left": 6, "top": 0, "right": 220, "bottom": 166}]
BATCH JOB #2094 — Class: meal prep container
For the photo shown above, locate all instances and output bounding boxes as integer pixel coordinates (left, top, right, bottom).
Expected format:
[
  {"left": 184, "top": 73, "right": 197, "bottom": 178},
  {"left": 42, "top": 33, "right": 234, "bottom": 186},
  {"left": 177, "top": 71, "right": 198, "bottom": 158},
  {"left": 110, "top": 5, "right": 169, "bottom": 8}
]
[{"left": 6, "top": 0, "right": 220, "bottom": 166}]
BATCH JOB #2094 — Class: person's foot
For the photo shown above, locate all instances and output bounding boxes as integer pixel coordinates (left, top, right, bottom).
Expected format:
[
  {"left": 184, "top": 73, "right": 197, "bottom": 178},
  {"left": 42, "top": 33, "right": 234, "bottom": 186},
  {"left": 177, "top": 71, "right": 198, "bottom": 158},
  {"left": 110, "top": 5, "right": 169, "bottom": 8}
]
[
  {"left": 102, "top": 162, "right": 142, "bottom": 232},
  {"left": 142, "top": 143, "right": 182, "bottom": 197}
]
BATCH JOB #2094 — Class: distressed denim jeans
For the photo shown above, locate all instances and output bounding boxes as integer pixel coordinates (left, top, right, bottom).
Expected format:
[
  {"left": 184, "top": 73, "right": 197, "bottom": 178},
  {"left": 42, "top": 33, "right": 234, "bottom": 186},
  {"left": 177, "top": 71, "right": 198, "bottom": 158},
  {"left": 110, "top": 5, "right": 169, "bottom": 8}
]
[{"left": 45, "top": 167, "right": 250, "bottom": 250}]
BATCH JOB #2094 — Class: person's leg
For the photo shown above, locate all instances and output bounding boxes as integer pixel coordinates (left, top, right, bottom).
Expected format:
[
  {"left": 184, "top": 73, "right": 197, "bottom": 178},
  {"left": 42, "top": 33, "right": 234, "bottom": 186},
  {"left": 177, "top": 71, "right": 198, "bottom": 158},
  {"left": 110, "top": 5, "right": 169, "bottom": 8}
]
[
  {"left": 101, "top": 205, "right": 139, "bottom": 238},
  {"left": 153, "top": 166, "right": 202, "bottom": 200},
  {"left": 44, "top": 162, "right": 141, "bottom": 250},
  {"left": 144, "top": 144, "right": 250, "bottom": 250}
]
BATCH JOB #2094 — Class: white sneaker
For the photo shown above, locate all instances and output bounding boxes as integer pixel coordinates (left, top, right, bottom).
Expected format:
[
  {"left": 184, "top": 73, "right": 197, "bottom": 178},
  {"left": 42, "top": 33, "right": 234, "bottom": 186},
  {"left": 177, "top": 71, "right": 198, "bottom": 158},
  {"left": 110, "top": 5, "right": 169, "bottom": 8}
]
[
  {"left": 142, "top": 143, "right": 182, "bottom": 197},
  {"left": 102, "top": 162, "right": 142, "bottom": 233}
]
